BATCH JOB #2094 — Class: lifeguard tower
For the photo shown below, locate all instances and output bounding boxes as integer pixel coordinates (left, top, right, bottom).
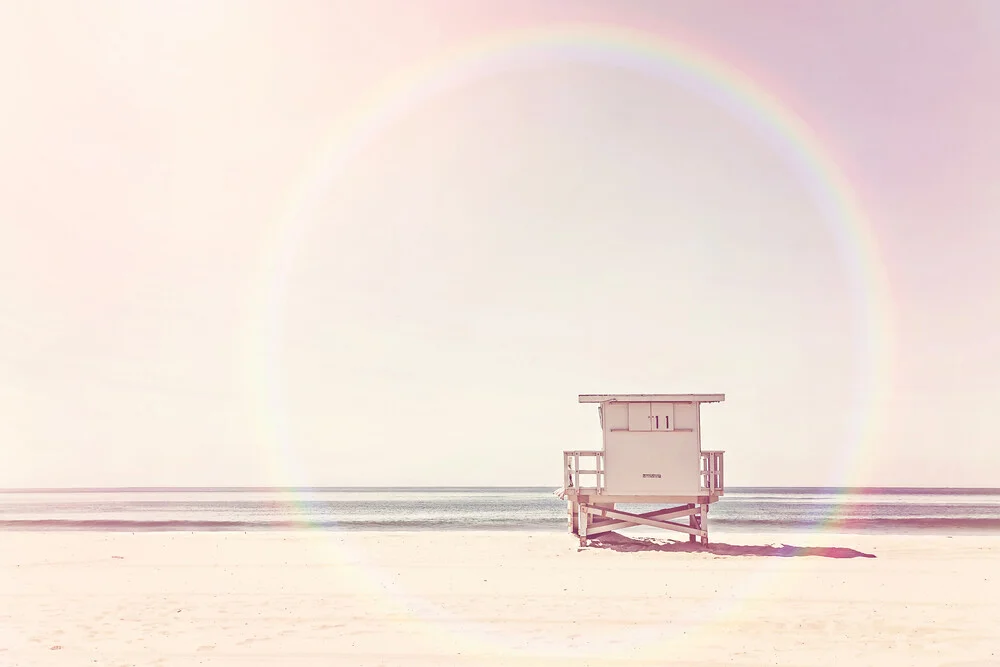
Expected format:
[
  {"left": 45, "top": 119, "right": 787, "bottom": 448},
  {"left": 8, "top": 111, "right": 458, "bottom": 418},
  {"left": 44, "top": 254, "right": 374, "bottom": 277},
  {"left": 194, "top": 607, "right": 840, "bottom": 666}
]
[{"left": 560, "top": 394, "right": 725, "bottom": 545}]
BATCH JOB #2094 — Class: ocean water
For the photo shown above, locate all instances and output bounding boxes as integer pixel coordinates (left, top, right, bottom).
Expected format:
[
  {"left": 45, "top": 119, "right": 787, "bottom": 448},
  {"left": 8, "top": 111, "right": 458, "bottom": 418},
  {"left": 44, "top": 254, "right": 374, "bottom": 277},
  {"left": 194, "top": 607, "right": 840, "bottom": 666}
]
[{"left": 2, "top": 487, "right": 1000, "bottom": 535}]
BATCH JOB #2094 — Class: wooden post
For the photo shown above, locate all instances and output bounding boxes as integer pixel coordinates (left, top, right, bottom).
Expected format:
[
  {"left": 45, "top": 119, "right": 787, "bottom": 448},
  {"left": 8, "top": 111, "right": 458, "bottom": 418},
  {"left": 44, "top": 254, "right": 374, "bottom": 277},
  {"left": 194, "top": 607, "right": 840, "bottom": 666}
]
[
  {"left": 688, "top": 503, "right": 697, "bottom": 543},
  {"left": 699, "top": 503, "right": 708, "bottom": 545}
]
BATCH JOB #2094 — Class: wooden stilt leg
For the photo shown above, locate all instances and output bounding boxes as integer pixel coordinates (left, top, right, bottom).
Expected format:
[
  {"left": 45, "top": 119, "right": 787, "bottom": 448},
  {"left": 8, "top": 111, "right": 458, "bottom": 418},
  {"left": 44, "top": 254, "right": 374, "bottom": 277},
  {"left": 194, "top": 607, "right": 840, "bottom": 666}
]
[
  {"left": 699, "top": 503, "right": 708, "bottom": 545},
  {"left": 688, "top": 503, "right": 697, "bottom": 543},
  {"left": 579, "top": 506, "right": 589, "bottom": 546}
]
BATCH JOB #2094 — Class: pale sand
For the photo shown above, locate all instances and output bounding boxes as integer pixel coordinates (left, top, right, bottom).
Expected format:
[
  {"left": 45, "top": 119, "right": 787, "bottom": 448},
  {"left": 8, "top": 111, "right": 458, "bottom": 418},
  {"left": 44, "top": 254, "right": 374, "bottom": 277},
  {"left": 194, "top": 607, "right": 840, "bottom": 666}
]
[{"left": 2, "top": 531, "right": 999, "bottom": 666}]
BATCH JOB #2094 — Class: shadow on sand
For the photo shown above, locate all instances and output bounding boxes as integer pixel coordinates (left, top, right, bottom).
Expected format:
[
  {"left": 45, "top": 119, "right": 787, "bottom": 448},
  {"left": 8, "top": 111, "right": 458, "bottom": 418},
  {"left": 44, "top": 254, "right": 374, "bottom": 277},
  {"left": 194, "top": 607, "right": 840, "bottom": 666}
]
[{"left": 584, "top": 533, "right": 876, "bottom": 559}]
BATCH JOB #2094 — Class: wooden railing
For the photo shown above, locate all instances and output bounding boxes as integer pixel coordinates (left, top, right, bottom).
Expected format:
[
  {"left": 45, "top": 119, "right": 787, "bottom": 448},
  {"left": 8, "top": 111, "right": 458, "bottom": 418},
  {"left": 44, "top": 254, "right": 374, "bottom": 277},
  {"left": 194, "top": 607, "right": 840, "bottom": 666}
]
[
  {"left": 563, "top": 450, "right": 604, "bottom": 492},
  {"left": 563, "top": 449, "right": 724, "bottom": 495},
  {"left": 701, "top": 450, "right": 725, "bottom": 494}
]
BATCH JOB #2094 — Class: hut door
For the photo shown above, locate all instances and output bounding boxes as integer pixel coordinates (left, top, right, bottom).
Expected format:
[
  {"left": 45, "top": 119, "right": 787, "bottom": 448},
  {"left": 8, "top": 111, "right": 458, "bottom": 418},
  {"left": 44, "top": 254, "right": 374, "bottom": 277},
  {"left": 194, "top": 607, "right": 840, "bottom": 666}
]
[{"left": 650, "top": 403, "right": 675, "bottom": 431}]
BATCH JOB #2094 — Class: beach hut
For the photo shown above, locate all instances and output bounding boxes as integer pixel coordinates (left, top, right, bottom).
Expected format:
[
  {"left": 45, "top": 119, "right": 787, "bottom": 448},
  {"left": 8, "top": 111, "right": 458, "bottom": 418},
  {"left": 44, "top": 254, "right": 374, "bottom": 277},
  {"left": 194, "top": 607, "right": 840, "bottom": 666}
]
[{"left": 560, "top": 394, "right": 725, "bottom": 545}]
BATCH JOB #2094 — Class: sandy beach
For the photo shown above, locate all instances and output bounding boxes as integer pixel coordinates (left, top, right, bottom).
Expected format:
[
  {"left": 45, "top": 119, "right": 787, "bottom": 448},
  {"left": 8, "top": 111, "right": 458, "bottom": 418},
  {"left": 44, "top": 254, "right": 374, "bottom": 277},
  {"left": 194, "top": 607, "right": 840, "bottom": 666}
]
[{"left": 2, "top": 530, "right": 998, "bottom": 666}]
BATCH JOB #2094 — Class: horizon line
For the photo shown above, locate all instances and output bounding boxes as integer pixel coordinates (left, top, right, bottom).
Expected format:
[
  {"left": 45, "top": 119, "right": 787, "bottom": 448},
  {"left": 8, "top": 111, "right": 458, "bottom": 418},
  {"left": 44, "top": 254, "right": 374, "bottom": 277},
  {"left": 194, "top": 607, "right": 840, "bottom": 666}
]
[{"left": 2, "top": 485, "right": 1000, "bottom": 494}]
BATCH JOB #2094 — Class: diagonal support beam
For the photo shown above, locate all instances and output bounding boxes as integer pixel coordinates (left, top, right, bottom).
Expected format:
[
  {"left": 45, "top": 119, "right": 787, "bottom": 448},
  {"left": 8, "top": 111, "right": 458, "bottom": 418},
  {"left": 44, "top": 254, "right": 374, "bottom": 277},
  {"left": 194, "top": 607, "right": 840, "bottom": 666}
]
[
  {"left": 584, "top": 505, "right": 697, "bottom": 537},
  {"left": 581, "top": 505, "right": 706, "bottom": 538}
]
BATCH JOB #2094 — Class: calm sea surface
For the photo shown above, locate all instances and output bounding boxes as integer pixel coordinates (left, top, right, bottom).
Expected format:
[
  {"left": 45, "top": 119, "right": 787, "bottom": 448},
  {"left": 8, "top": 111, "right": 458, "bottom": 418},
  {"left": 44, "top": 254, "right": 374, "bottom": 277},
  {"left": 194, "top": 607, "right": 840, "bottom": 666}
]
[{"left": 2, "top": 487, "right": 999, "bottom": 534}]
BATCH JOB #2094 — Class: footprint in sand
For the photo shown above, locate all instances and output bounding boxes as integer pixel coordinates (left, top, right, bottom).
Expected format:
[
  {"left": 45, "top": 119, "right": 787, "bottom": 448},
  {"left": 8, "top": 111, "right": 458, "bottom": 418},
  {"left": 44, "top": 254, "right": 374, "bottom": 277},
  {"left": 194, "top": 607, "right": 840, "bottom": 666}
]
[{"left": 196, "top": 645, "right": 215, "bottom": 652}]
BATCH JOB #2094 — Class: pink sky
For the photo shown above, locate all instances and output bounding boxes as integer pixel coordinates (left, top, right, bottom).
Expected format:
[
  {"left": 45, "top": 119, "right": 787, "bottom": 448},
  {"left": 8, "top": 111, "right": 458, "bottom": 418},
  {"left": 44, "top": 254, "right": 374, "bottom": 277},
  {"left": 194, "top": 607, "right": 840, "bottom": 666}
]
[{"left": 1, "top": 1, "right": 998, "bottom": 487}]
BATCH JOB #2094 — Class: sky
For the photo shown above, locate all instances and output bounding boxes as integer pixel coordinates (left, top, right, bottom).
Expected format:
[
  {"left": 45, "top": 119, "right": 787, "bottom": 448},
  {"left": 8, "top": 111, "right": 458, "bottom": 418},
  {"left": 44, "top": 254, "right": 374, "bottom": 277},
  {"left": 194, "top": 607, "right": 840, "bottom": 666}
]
[{"left": 1, "top": 1, "right": 998, "bottom": 488}]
